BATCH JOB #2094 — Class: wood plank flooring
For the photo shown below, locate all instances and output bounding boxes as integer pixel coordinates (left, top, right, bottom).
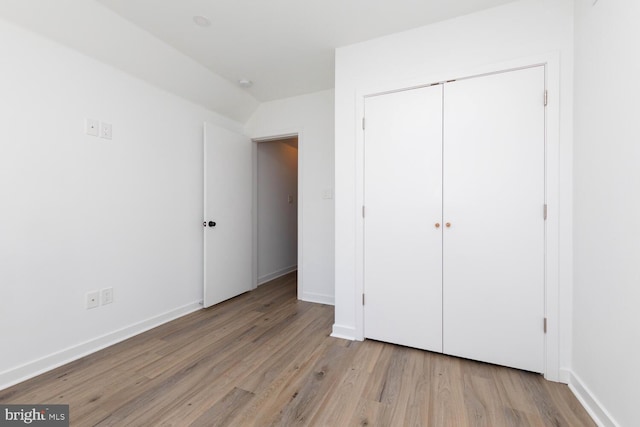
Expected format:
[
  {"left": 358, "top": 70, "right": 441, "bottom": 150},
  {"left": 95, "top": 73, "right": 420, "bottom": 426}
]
[{"left": 0, "top": 273, "right": 595, "bottom": 426}]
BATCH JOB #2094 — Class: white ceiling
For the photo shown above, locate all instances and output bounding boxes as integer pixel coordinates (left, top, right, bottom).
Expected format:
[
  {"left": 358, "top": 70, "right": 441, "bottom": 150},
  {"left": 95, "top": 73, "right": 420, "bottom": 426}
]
[{"left": 96, "top": 0, "right": 518, "bottom": 102}]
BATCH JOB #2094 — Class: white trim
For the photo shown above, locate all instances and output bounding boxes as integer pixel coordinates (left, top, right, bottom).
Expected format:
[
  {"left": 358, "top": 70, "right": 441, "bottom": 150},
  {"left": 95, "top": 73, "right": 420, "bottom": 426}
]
[
  {"left": 568, "top": 371, "right": 619, "bottom": 427},
  {"left": 300, "top": 291, "right": 334, "bottom": 306},
  {"left": 348, "top": 53, "right": 563, "bottom": 381},
  {"left": 258, "top": 265, "right": 298, "bottom": 286},
  {"left": 559, "top": 367, "right": 572, "bottom": 384},
  {"left": 354, "top": 90, "right": 366, "bottom": 341},
  {"left": 251, "top": 127, "right": 305, "bottom": 301},
  {"left": 253, "top": 133, "right": 298, "bottom": 142},
  {"left": 331, "top": 324, "right": 357, "bottom": 340},
  {"left": 0, "top": 301, "right": 201, "bottom": 391},
  {"left": 251, "top": 138, "right": 259, "bottom": 290},
  {"left": 543, "top": 54, "right": 562, "bottom": 382}
]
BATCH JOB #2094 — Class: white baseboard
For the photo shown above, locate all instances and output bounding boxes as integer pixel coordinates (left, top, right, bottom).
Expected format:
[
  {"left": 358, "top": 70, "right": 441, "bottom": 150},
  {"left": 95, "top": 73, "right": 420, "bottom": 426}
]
[
  {"left": 258, "top": 265, "right": 297, "bottom": 285},
  {"left": 299, "top": 291, "right": 334, "bottom": 306},
  {"left": 331, "top": 324, "right": 357, "bottom": 340},
  {"left": 568, "top": 370, "right": 619, "bottom": 427},
  {"left": 0, "top": 301, "right": 202, "bottom": 391}
]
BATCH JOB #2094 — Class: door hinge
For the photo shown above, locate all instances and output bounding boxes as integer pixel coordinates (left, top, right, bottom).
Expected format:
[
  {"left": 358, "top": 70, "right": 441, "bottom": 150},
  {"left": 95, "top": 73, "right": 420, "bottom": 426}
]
[
  {"left": 544, "top": 317, "right": 548, "bottom": 333},
  {"left": 362, "top": 117, "right": 365, "bottom": 130},
  {"left": 544, "top": 90, "right": 548, "bottom": 107},
  {"left": 544, "top": 204, "right": 548, "bottom": 220},
  {"left": 362, "top": 205, "right": 365, "bottom": 218},
  {"left": 362, "top": 293, "right": 365, "bottom": 305}
]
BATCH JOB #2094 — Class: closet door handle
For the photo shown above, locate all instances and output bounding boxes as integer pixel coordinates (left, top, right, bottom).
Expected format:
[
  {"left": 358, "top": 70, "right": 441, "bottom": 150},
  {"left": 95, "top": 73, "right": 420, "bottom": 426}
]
[
  {"left": 435, "top": 223, "right": 440, "bottom": 228},
  {"left": 445, "top": 222, "right": 451, "bottom": 228}
]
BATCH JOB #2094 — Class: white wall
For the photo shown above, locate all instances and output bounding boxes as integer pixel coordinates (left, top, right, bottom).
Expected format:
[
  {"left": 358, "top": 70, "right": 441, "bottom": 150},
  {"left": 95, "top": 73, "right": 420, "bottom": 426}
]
[
  {"left": 257, "top": 140, "right": 298, "bottom": 283},
  {"left": 0, "top": 18, "right": 243, "bottom": 389},
  {"left": 334, "top": 0, "right": 574, "bottom": 377},
  {"left": 0, "top": 0, "right": 258, "bottom": 123},
  {"left": 573, "top": 1, "right": 640, "bottom": 426},
  {"left": 246, "top": 90, "right": 335, "bottom": 305}
]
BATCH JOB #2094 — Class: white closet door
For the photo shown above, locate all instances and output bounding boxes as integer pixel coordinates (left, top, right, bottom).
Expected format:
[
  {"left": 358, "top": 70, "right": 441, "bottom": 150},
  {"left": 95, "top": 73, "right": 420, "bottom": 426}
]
[
  {"left": 364, "top": 85, "right": 443, "bottom": 352},
  {"left": 442, "top": 67, "right": 545, "bottom": 372}
]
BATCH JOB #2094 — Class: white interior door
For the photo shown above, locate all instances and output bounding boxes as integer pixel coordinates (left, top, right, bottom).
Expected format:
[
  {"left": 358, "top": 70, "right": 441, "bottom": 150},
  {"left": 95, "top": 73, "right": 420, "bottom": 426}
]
[
  {"left": 363, "top": 85, "right": 444, "bottom": 352},
  {"left": 203, "top": 122, "right": 253, "bottom": 308},
  {"left": 442, "top": 67, "right": 546, "bottom": 372}
]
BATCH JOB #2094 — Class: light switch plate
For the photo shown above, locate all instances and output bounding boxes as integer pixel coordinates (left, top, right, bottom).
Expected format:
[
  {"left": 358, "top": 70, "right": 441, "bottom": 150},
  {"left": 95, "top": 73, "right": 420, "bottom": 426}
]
[
  {"left": 101, "top": 287, "right": 113, "bottom": 305},
  {"left": 100, "top": 122, "right": 112, "bottom": 140}
]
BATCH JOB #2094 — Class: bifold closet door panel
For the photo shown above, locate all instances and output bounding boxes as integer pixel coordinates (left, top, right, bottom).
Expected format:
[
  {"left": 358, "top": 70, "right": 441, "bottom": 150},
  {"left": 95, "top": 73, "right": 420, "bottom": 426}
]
[
  {"left": 442, "top": 67, "right": 546, "bottom": 373},
  {"left": 364, "top": 85, "right": 443, "bottom": 352}
]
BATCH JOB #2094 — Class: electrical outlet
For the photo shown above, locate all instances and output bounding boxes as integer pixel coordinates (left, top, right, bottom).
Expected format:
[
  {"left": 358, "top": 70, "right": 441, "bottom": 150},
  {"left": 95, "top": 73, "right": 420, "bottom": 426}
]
[
  {"left": 86, "top": 291, "right": 99, "bottom": 309},
  {"left": 101, "top": 287, "right": 113, "bottom": 305},
  {"left": 85, "top": 119, "right": 99, "bottom": 137},
  {"left": 100, "top": 122, "right": 112, "bottom": 140}
]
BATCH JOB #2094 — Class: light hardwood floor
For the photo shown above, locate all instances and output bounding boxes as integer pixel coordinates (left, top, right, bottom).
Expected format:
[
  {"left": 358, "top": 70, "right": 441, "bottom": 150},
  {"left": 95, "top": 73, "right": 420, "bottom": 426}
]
[{"left": 1, "top": 273, "right": 595, "bottom": 426}]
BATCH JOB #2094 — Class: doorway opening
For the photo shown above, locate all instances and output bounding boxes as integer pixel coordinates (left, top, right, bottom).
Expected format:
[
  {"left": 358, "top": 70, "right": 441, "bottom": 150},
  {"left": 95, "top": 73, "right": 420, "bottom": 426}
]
[{"left": 254, "top": 136, "right": 299, "bottom": 294}]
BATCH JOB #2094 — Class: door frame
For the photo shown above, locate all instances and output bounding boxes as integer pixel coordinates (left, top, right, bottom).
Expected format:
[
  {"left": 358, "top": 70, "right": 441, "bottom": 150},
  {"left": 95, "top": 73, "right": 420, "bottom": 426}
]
[
  {"left": 354, "top": 53, "right": 563, "bottom": 381},
  {"left": 251, "top": 129, "right": 303, "bottom": 298}
]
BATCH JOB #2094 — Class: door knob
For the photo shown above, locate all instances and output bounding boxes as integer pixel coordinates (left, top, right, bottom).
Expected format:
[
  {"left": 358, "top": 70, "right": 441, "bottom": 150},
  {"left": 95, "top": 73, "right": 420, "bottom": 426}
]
[
  {"left": 445, "top": 222, "right": 451, "bottom": 228},
  {"left": 208, "top": 221, "right": 216, "bottom": 227},
  {"left": 435, "top": 223, "right": 440, "bottom": 228}
]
